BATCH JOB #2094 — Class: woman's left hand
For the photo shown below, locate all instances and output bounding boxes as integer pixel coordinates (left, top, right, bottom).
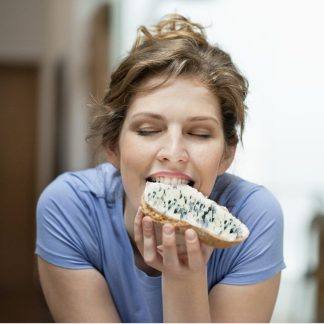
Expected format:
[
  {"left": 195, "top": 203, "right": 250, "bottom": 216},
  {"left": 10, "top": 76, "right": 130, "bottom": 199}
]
[{"left": 134, "top": 207, "right": 215, "bottom": 278}]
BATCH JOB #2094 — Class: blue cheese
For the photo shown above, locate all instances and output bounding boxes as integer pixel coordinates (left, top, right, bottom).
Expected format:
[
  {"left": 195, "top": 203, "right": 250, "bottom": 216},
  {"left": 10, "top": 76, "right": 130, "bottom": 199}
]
[{"left": 144, "top": 181, "right": 248, "bottom": 242}]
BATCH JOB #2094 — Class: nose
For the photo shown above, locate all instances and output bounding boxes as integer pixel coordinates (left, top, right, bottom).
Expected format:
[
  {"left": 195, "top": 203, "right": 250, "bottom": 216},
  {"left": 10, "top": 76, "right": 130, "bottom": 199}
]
[{"left": 156, "top": 127, "right": 189, "bottom": 163}]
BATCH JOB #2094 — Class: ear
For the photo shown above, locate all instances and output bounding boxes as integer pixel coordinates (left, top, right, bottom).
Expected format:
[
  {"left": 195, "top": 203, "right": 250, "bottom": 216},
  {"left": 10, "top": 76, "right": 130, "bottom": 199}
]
[
  {"left": 218, "top": 144, "right": 236, "bottom": 175},
  {"left": 105, "top": 145, "right": 120, "bottom": 170}
]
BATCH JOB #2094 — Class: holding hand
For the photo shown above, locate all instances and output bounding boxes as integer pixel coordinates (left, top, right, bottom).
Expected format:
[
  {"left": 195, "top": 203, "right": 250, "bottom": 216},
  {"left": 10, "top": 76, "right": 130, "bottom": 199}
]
[{"left": 133, "top": 207, "right": 214, "bottom": 278}]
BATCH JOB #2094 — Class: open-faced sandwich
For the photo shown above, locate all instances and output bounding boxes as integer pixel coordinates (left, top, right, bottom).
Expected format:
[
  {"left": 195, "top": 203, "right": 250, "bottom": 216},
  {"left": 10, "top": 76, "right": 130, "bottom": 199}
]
[{"left": 141, "top": 179, "right": 249, "bottom": 248}]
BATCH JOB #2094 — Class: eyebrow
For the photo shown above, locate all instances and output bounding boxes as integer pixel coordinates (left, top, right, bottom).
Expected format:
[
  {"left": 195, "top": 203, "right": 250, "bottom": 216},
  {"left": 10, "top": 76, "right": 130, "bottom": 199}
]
[{"left": 131, "top": 112, "right": 220, "bottom": 125}]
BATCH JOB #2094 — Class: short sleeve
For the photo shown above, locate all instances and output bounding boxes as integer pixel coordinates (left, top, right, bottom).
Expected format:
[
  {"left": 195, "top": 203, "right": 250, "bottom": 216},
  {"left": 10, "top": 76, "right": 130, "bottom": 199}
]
[
  {"left": 35, "top": 174, "right": 100, "bottom": 270},
  {"left": 219, "top": 187, "right": 286, "bottom": 285}
]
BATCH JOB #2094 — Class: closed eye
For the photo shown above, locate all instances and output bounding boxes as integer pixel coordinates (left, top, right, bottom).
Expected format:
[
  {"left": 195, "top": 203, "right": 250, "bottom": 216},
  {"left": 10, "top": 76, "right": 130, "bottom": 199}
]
[
  {"left": 192, "top": 134, "right": 212, "bottom": 138},
  {"left": 136, "top": 130, "right": 211, "bottom": 139},
  {"left": 136, "top": 130, "right": 159, "bottom": 136}
]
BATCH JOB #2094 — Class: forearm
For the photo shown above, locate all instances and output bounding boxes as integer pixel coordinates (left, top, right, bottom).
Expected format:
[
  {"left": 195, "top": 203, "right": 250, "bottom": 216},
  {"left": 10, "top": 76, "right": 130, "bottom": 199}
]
[{"left": 162, "top": 268, "right": 211, "bottom": 323}]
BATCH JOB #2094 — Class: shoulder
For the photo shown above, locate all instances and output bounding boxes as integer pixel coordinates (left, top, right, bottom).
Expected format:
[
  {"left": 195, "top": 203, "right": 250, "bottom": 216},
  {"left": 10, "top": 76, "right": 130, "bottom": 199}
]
[
  {"left": 35, "top": 164, "right": 122, "bottom": 270},
  {"left": 211, "top": 173, "right": 262, "bottom": 207},
  {"left": 36, "top": 163, "right": 125, "bottom": 239},
  {"left": 37, "top": 169, "right": 93, "bottom": 216},
  {"left": 208, "top": 174, "right": 286, "bottom": 285},
  {"left": 38, "top": 162, "right": 122, "bottom": 208},
  {"left": 212, "top": 173, "right": 283, "bottom": 225}
]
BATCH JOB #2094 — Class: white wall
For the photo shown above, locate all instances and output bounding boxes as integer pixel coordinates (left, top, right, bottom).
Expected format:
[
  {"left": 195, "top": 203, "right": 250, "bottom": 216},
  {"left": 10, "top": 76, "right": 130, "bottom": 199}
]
[{"left": 120, "top": 0, "right": 324, "bottom": 321}]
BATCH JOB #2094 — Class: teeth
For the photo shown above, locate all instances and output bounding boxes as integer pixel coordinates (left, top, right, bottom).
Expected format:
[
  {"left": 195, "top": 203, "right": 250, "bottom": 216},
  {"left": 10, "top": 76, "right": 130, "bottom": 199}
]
[{"left": 152, "top": 177, "right": 190, "bottom": 186}]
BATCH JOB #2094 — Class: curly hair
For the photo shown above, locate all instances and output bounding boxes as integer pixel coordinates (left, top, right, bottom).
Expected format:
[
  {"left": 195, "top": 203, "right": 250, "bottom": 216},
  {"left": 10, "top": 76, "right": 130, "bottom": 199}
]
[{"left": 86, "top": 13, "right": 249, "bottom": 157}]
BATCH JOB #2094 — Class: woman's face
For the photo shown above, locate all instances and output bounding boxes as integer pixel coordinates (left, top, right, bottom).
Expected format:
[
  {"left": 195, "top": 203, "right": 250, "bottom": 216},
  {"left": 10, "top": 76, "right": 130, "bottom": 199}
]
[{"left": 107, "top": 76, "right": 235, "bottom": 252}]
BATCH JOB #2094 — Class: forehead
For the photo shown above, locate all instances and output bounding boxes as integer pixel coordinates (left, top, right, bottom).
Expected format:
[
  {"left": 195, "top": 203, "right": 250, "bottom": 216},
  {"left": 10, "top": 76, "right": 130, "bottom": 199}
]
[{"left": 127, "top": 76, "right": 221, "bottom": 120}]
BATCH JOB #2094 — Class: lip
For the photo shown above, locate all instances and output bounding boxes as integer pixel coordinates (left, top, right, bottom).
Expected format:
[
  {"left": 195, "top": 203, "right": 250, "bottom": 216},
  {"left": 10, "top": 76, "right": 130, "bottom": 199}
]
[{"left": 147, "top": 171, "right": 194, "bottom": 181}]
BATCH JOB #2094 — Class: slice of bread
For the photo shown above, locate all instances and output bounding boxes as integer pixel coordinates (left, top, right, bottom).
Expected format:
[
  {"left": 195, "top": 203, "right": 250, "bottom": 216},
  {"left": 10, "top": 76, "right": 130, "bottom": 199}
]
[{"left": 140, "top": 181, "right": 249, "bottom": 248}]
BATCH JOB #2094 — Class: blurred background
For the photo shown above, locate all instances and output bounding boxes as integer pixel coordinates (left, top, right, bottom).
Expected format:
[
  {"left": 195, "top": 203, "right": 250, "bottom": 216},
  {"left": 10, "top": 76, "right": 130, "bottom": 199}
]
[{"left": 0, "top": 0, "right": 324, "bottom": 322}]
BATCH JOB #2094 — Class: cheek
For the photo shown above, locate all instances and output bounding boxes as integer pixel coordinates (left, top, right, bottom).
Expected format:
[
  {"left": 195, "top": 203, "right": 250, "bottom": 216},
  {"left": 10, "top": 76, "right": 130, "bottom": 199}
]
[
  {"left": 120, "top": 134, "right": 149, "bottom": 168},
  {"left": 191, "top": 138, "right": 224, "bottom": 155},
  {"left": 193, "top": 144, "right": 224, "bottom": 170},
  {"left": 122, "top": 133, "right": 154, "bottom": 162}
]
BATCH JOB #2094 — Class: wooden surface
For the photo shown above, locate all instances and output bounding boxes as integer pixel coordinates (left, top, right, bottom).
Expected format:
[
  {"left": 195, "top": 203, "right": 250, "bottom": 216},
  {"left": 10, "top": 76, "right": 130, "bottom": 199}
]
[
  {"left": 311, "top": 213, "right": 324, "bottom": 322},
  {"left": 0, "top": 64, "right": 53, "bottom": 322}
]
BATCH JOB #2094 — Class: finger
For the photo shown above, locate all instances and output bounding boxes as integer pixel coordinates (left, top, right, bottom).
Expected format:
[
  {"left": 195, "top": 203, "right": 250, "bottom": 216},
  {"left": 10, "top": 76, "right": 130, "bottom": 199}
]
[
  {"left": 201, "top": 242, "right": 215, "bottom": 263},
  {"left": 158, "top": 245, "right": 189, "bottom": 265},
  {"left": 133, "top": 207, "right": 144, "bottom": 253},
  {"left": 185, "top": 229, "right": 204, "bottom": 271},
  {"left": 142, "top": 216, "right": 161, "bottom": 265},
  {"left": 157, "top": 245, "right": 163, "bottom": 255},
  {"left": 162, "top": 224, "right": 180, "bottom": 268},
  {"left": 179, "top": 254, "right": 188, "bottom": 266}
]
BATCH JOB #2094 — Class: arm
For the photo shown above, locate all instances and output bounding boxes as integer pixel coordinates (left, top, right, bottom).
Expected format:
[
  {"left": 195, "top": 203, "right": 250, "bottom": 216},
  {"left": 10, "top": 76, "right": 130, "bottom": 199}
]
[
  {"left": 162, "top": 270, "right": 281, "bottom": 323},
  {"left": 205, "top": 187, "right": 285, "bottom": 321},
  {"left": 209, "top": 272, "right": 281, "bottom": 322},
  {"left": 37, "top": 256, "right": 121, "bottom": 323},
  {"left": 162, "top": 269, "right": 211, "bottom": 323}
]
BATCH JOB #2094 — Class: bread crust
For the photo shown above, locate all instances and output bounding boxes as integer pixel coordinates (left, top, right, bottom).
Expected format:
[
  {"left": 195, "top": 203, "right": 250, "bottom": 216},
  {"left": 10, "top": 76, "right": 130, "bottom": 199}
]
[{"left": 141, "top": 196, "right": 249, "bottom": 248}]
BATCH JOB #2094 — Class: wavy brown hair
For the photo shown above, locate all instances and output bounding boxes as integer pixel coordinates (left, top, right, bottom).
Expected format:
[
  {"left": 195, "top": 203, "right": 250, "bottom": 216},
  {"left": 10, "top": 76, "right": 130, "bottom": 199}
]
[{"left": 86, "top": 13, "right": 249, "bottom": 158}]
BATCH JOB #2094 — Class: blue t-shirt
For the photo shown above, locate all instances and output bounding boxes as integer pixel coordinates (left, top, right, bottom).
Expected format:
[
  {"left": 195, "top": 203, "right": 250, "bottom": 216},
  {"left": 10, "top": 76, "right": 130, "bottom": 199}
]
[{"left": 35, "top": 162, "right": 286, "bottom": 323}]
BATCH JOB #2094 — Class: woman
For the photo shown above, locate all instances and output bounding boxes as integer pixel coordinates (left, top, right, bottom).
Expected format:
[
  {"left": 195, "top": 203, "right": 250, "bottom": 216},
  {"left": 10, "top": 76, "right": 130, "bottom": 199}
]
[{"left": 35, "top": 14, "right": 286, "bottom": 322}]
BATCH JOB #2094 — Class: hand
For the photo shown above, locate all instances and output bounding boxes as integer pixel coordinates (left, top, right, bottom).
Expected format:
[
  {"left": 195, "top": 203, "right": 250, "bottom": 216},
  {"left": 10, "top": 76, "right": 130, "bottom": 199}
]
[{"left": 133, "top": 207, "right": 215, "bottom": 278}]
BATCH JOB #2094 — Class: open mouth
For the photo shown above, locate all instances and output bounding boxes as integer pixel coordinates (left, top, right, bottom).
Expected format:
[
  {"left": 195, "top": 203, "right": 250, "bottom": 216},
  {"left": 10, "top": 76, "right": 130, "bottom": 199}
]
[{"left": 145, "top": 177, "right": 195, "bottom": 188}]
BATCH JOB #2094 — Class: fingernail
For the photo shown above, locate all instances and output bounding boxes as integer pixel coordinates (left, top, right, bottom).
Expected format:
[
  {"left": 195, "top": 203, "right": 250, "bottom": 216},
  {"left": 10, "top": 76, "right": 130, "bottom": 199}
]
[
  {"left": 186, "top": 229, "right": 196, "bottom": 241},
  {"left": 143, "top": 220, "right": 151, "bottom": 229},
  {"left": 163, "top": 225, "right": 174, "bottom": 235}
]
